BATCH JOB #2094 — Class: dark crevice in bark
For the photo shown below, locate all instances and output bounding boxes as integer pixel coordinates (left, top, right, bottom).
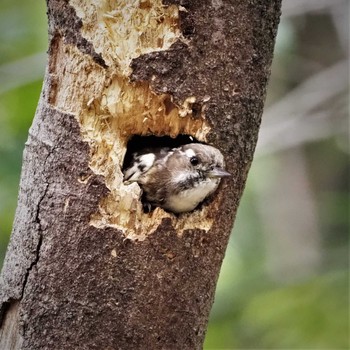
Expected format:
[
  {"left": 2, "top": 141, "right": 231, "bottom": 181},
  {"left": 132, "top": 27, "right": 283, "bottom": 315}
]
[
  {"left": 20, "top": 223, "right": 44, "bottom": 301},
  {"left": 0, "top": 145, "right": 52, "bottom": 327},
  {"left": 19, "top": 141, "right": 54, "bottom": 338},
  {"left": 20, "top": 141, "right": 53, "bottom": 300}
]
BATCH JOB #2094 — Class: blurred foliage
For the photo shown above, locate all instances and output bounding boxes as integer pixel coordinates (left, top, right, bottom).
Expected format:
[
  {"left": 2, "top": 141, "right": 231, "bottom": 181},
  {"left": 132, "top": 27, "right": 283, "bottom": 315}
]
[
  {"left": 0, "top": 0, "right": 47, "bottom": 263},
  {"left": 0, "top": 0, "right": 348, "bottom": 349}
]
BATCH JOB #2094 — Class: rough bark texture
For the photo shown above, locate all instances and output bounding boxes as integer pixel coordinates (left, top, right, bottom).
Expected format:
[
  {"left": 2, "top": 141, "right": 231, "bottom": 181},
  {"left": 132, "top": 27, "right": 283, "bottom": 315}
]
[{"left": 0, "top": 0, "right": 281, "bottom": 349}]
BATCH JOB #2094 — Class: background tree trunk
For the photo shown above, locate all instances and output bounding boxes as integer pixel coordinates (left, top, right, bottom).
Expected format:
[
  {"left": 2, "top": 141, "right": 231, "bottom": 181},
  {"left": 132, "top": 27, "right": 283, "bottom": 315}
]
[{"left": 0, "top": 0, "right": 281, "bottom": 349}]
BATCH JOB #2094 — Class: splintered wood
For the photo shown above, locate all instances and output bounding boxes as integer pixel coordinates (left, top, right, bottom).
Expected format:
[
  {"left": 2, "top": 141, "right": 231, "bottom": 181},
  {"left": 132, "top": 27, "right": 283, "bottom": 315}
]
[{"left": 52, "top": 0, "right": 214, "bottom": 239}]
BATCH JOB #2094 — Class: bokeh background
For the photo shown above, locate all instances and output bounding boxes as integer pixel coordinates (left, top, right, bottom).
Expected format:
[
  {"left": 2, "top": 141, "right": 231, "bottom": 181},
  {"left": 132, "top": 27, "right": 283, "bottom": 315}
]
[{"left": 0, "top": 0, "right": 348, "bottom": 348}]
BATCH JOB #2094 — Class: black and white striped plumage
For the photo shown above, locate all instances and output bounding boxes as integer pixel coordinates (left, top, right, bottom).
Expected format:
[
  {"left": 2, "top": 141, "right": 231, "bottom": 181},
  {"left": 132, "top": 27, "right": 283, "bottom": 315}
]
[{"left": 123, "top": 143, "right": 230, "bottom": 213}]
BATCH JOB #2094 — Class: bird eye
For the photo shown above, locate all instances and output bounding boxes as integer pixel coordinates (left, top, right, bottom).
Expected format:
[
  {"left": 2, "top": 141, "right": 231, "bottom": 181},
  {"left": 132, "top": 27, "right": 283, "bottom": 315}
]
[{"left": 190, "top": 156, "right": 199, "bottom": 166}]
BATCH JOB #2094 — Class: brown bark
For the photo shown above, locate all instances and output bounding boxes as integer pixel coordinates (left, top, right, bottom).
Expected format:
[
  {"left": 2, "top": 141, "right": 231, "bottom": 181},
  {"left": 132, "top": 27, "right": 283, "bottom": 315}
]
[{"left": 0, "top": 0, "right": 281, "bottom": 349}]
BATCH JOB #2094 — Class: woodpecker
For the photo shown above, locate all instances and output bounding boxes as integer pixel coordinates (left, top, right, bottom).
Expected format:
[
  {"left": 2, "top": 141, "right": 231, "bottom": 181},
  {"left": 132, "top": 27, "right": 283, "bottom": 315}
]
[{"left": 123, "top": 143, "right": 230, "bottom": 213}]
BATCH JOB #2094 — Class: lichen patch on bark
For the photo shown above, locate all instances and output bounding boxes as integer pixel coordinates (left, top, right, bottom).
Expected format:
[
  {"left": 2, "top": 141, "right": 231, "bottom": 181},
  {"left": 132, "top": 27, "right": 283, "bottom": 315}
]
[{"left": 48, "top": 0, "right": 215, "bottom": 239}]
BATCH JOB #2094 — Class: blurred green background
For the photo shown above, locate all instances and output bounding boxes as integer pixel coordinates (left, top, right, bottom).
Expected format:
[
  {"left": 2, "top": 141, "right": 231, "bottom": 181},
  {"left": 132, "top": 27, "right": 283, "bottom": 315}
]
[{"left": 0, "top": 0, "right": 348, "bottom": 348}]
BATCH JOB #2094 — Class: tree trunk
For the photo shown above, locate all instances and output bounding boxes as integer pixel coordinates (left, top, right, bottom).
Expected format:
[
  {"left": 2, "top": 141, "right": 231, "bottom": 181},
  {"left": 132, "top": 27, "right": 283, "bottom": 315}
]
[{"left": 0, "top": 0, "right": 281, "bottom": 349}]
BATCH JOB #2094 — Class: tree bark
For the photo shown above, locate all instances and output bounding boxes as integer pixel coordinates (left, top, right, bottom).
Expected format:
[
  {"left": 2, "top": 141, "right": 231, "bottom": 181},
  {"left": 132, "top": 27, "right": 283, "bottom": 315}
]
[{"left": 0, "top": 0, "right": 281, "bottom": 349}]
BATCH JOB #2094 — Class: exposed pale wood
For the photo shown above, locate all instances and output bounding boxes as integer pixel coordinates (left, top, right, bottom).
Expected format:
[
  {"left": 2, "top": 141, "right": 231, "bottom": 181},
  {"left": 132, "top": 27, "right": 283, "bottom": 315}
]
[{"left": 0, "top": 301, "right": 22, "bottom": 350}]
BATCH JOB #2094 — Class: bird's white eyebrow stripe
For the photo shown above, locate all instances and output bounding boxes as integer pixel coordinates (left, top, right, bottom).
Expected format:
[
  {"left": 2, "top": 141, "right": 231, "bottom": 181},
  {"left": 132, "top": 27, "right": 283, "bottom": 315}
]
[{"left": 184, "top": 149, "right": 196, "bottom": 158}]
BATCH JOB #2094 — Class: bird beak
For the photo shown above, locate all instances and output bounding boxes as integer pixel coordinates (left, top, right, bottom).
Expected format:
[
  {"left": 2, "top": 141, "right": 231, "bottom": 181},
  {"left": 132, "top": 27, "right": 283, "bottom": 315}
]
[{"left": 208, "top": 167, "right": 231, "bottom": 178}]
